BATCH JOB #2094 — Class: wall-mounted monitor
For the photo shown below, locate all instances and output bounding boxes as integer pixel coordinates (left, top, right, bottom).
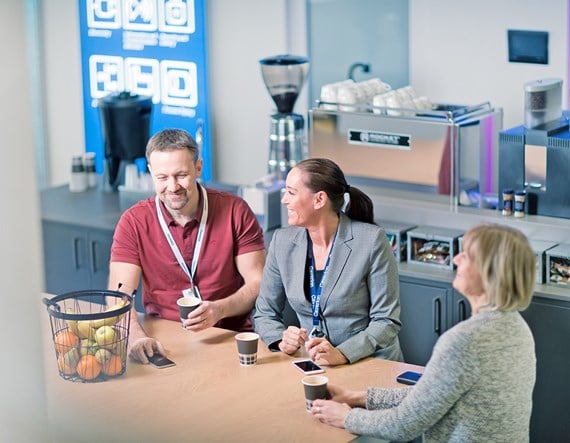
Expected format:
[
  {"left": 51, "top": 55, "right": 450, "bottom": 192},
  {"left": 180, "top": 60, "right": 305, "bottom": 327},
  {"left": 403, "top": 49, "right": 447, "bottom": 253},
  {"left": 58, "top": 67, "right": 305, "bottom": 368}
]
[{"left": 508, "top": 29, "right": 549, "bottom": 64}]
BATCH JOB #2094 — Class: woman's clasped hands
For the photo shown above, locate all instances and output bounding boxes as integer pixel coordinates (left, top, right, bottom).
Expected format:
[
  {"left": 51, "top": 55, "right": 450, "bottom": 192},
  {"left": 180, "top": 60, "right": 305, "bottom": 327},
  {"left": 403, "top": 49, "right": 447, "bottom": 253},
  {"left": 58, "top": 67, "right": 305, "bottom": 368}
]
[{"left": 278, "top": 326, "right": 348, "bottom": 366}]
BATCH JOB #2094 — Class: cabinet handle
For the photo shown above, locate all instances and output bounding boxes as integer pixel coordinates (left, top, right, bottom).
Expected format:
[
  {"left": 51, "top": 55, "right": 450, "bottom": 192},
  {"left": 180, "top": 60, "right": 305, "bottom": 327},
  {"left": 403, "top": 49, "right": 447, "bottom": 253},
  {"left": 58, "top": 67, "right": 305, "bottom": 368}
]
[
  {"left": 433, "top": 297, "right": 442, "bottom": 334},
  {"left": 90, "top": 240, "right": 97, "bottom": 274},
  {"left": 457, "top": 299, "right": 467, "bottom": 322},
  {"left": 72, "top": 237, "right": 81, "bottom": 269}
]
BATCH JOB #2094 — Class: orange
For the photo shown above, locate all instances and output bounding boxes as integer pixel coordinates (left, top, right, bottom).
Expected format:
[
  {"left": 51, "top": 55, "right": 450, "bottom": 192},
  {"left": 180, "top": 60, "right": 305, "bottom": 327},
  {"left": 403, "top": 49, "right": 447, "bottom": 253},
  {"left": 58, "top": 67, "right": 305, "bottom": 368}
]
[
  {"left": 57, "top": 354, "right": 76, "bottom": 376},
  {"left": 102, "top": 354, "right": 123, "bottom": 376},
  {"left": 76, "top": 354, "right": 101, "bottom": 380},
  {"left": 54, "top": 329, "right": 79, "bottom": 354}
]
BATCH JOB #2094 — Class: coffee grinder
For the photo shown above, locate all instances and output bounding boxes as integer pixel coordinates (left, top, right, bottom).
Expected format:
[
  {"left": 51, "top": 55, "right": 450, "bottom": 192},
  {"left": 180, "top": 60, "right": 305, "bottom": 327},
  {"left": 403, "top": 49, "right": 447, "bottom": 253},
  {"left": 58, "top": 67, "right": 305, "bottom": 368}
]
[{"left": 259, "top": 54, "right": 309, "bottom": 180}]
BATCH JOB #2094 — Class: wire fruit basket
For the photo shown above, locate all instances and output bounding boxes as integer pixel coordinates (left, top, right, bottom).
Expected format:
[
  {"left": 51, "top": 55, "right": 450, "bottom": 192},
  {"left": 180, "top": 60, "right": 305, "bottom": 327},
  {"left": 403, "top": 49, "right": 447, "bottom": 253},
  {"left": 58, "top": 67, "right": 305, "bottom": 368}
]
[{"left": 43, "top": 290, "right": 132, "bottom": 383}]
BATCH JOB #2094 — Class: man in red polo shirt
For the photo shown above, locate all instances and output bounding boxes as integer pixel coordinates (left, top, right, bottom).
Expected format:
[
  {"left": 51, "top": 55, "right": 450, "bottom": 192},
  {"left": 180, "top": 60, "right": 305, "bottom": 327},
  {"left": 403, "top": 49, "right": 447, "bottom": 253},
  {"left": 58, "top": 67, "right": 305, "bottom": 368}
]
[{"left": 109, "top": 128, "right": 266, "bottom": 364}]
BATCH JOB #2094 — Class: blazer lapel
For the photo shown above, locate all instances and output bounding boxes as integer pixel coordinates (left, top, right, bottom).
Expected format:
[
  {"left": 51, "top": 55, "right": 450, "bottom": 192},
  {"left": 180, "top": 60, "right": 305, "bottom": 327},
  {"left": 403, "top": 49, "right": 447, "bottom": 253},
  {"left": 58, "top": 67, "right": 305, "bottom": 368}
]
[{"left": 319, "top": 213, "right": 353, "bottom": 310}]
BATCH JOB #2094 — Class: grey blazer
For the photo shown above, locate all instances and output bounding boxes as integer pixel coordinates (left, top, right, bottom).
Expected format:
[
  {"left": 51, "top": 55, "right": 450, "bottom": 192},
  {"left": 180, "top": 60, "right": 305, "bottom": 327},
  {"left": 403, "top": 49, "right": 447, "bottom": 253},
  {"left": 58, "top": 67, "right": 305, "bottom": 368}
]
[{"left": 254, "top": 213, "right": 403, "bottom": 363}]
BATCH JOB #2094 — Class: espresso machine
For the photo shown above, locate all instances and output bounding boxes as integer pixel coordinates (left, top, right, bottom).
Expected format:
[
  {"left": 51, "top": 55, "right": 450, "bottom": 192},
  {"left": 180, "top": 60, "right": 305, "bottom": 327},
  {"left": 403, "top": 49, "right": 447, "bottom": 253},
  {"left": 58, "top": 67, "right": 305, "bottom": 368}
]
[
  {"left": 259, "top": 54, "right": 309, "bottom": 180},
  {"left": 499, "top": 78, "right": 570, "bottom": 219}
]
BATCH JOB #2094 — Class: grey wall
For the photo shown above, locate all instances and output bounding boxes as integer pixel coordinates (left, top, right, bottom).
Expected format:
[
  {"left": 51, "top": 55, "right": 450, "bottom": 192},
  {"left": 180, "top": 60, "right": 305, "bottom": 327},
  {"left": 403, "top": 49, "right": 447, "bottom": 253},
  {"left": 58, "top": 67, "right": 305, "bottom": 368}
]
[{"left": 0, "top": 0, "right": 47, "bottom": 439}]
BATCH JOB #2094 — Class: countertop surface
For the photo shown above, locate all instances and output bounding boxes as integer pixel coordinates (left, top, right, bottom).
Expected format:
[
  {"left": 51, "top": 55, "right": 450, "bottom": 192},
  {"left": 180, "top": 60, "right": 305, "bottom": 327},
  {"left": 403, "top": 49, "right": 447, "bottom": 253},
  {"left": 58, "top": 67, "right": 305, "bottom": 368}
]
[{"left": 41, "top": 184, "right": 570, "bottom": 303}]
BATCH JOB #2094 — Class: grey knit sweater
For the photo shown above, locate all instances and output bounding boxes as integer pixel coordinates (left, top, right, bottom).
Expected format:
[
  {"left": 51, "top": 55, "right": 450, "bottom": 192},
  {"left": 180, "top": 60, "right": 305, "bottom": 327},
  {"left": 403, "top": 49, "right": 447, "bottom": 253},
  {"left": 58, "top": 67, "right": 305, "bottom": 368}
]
[{"left": 345, "top": 310, "right": 536, "bottom": 442}]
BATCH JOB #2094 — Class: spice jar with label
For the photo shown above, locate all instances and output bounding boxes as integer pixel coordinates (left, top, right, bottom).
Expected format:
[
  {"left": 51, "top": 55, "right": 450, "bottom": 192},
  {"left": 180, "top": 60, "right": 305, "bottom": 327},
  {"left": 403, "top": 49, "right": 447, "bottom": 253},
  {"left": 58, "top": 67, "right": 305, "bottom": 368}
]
[
  {"left": 514, "top": 190, "right": 526, "bottom": 218},
  {"left": 502, "top": 189, "right": 514, "bottom": 216}
]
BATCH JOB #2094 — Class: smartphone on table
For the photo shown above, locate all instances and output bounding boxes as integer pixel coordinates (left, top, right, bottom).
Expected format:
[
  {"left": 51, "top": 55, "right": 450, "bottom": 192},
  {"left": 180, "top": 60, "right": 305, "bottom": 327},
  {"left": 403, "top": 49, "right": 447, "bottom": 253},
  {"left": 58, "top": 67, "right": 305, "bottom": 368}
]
[
  {"left": 147, "top": 353, "right": 176, "bottom": 369},
  {"left": 396, "top": 370, "right": 422, "bottom": 385},
  {"left": 292, "top": 359, "right": 325, "bottom": 375}
]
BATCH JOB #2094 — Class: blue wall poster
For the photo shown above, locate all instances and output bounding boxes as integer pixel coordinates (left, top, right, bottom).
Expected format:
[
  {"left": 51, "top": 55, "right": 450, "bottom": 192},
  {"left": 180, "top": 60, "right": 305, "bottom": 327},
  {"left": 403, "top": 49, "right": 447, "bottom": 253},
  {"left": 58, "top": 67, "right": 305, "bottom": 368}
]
[{"left": 78, "top": 0, "right": 212, "bottom": 181}]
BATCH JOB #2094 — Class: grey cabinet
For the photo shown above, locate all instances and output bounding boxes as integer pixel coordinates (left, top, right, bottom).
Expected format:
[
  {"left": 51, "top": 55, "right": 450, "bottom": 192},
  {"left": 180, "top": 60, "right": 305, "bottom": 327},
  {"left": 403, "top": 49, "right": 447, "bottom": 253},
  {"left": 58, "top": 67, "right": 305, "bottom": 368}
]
[
  {"left": 521, "top": 296, "right": 570, "bottom": 442},
  {"left": 398, "top": 276, "right": 472, "bottom": 366},
  {"left": 399, "top": 276, "right": 450, "bottom": 366},
  {"left": 42, "top": 220, "right": 113, "bottom": 301}
]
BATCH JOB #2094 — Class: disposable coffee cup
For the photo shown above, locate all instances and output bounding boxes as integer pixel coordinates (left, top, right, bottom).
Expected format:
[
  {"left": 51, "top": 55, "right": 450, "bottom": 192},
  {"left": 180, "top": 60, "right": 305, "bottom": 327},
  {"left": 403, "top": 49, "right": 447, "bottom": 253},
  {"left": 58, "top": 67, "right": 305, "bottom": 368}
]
[
  {"left": 234, "top": 332, "right": 259, "bottom": 366},
  {"left": 302, "top": 375, "right": 328, "bottom": 411},
  {"left": 177, "top": 296, "right": 201, "bottom": 325}
]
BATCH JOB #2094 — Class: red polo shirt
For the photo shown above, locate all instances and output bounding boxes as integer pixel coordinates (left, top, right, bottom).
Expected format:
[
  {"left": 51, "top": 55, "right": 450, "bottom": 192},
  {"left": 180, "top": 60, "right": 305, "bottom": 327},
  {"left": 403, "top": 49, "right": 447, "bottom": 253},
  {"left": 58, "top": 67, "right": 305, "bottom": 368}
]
[{"left": 111, "top": 187, "right": 265, "bottom": 331}]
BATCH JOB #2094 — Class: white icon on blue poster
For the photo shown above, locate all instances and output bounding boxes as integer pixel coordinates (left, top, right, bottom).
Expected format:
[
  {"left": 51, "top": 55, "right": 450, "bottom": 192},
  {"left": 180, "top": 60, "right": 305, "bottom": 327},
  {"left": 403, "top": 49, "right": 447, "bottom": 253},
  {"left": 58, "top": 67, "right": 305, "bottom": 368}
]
[
  {"left": 123, "top": 0, "right": 157, "bottom": 31},
  {"left": 161, "top": 61, "right": 198, "bottom": 107},
  {"left": 159, "top": 0, "right": 195, "bottom": 33},
  {"left": 89, "top": 55, "right": 124, "bottom": 98},
  {"left": 87, "top": 0, "right": 122, "bottom": 29},
  {"left": 125, "top": 57, "right": 160, "bottom": 103}
]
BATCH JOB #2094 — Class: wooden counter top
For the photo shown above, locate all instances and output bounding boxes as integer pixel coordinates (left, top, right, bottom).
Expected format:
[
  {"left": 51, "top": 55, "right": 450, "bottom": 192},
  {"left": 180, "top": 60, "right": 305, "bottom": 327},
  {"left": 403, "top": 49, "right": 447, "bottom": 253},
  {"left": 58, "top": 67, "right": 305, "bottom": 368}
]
[{"left": 42, "top": 302, "right": 423, "bottom": 443}]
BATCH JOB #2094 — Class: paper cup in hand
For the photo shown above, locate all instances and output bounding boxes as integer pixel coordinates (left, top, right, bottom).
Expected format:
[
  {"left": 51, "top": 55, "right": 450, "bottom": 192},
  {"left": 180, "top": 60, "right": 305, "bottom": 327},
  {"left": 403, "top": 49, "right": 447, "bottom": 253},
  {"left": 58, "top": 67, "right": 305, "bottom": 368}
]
[
  {"left": 302, "top": 375, "right": 328, "bottom": 411},
  {"left": 234, "top": 332, "right": 259, "bottom": 365},
  {"left": 177, "top": 297, "right": 201, "bottom": 325}
]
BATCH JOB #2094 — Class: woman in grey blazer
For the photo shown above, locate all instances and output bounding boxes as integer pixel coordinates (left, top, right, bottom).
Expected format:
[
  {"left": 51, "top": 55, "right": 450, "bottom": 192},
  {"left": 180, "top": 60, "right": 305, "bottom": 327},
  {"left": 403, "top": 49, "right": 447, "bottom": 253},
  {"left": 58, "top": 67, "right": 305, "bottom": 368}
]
[{"left": 254, "top": 158, "right": 403, "bottom": 365}]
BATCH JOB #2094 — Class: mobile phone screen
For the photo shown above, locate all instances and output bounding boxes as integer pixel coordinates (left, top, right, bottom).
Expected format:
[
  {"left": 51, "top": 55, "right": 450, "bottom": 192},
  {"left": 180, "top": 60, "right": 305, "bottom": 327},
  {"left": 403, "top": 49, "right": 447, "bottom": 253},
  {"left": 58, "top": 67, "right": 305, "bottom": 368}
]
[
  {"left": 292, "top": 359, "right": 324, "bottom": 374},
  {"left": 396, "top": 370, "right": 422, "bottom": 385},
  {"left": 148, "top": 353, "right": 176, "bottom": 368}
]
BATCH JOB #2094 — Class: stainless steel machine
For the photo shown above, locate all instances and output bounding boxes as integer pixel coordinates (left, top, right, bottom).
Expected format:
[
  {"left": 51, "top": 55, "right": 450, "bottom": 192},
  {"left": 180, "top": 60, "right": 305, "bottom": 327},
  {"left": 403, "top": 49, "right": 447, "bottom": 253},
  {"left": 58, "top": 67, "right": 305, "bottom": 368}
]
[
  {"left": 308, "top": 101, "right": 503, "bottom": 209},
  {"left": 259, "top": 54, "right": 309, "bottom": 180},
  {"left": 499, "top": 78, "right": 570, "bottom": 220}
]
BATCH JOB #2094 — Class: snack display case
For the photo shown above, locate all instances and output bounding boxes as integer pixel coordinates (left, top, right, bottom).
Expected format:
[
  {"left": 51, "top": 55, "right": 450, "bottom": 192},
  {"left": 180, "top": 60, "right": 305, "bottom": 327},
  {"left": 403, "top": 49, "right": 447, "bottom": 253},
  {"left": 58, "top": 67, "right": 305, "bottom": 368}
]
[
  {"left": 406, "top": 226, "right": 464, "bottom": 270},
  {"left": 378, "top": 220, "right": 417, "bottom": 262},
  {"left": 546, "top": 243, "right": 570, "bottom": 286},
  {"left": 529, "top": 239, "right": 558, "bottom": 284}
]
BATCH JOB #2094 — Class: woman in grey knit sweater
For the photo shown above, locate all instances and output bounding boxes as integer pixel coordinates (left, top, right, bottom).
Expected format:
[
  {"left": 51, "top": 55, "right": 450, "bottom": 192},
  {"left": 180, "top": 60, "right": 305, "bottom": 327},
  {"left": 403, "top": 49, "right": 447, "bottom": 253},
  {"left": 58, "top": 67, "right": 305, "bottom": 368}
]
[{"left": 312, "top": 223, "right": 537, "bottom": 442}]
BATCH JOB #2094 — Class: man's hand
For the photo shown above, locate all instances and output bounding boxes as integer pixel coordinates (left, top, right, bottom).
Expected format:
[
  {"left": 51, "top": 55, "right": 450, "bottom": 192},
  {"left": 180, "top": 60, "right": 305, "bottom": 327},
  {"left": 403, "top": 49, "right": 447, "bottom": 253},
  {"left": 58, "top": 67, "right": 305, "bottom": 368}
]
[
  {"left": 182, "top": 300, "right": 223, "bottom": 332},
  {"left": 128, "top": 337, "right": 167, "bottom": 364}
]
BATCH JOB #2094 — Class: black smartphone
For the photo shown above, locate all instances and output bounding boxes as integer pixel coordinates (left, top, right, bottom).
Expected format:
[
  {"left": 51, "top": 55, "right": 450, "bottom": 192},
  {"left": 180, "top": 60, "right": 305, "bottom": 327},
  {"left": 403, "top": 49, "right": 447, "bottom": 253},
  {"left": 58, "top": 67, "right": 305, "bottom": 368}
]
[
  {"left": 396, "top": 370, "right": 422, "bottom": 385},
  {"left": 292, "top": 359, "right": 325, "bottom": 375},
  {"left": 147, "top": 353, "right": 176, "bottom": 369}
]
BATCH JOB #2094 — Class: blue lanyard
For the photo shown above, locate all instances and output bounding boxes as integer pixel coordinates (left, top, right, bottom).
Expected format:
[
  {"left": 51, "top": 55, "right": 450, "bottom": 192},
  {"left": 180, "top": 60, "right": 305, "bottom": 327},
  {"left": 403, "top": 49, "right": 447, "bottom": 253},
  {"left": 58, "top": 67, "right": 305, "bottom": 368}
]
[{"left": 308, "top": 229, "right": 338, "bottom": 329}]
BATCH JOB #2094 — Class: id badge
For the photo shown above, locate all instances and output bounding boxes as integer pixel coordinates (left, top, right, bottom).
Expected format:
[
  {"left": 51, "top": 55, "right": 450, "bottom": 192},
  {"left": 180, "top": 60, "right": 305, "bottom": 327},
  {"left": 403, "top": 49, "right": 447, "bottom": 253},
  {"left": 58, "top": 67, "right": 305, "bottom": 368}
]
[
  {"left": 309, "top": 326, "right": 326, "bottom": 339},
  {"left": 182, "top": 285, "right": 202, "bottom": 300}
]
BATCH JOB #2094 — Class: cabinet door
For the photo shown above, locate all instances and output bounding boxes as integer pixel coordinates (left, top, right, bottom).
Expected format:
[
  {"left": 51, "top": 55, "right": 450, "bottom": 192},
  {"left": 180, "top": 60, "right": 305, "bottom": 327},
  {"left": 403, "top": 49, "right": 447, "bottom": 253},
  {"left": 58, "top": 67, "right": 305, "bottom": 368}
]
[
  {"left": 399, "top": 277, "right": 449, "bottom": 366},
  {"left": 449, "top": 289, "right": 472, "bottom": 328},
  {"left": 88, "top": 228, "right": 113, "bottom": 289},
  {"left": 521, "top": 297, "right": 570, "bottom": 443},
  {"left": 42, "top": 221, "right": 90, "bottom": 294}
]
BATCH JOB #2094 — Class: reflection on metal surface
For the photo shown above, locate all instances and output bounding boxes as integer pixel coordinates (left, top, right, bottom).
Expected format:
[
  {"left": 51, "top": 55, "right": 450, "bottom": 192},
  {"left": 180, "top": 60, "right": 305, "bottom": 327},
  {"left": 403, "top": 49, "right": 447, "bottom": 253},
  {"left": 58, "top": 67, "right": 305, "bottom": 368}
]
[{"left": 524, "top": 144, "right": 547, "bottom": 191}]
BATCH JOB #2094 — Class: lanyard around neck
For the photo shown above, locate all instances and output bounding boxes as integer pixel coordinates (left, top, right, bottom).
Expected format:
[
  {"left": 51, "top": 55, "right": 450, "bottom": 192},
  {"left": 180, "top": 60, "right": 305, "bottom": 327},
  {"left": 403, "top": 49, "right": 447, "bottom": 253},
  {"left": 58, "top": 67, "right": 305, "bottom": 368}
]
[
  {"left": 308, "top": 229, "right": 338, "bottom": 328},
  {"left": 155, "top": 184, "right": 208, "bottom": 288}
]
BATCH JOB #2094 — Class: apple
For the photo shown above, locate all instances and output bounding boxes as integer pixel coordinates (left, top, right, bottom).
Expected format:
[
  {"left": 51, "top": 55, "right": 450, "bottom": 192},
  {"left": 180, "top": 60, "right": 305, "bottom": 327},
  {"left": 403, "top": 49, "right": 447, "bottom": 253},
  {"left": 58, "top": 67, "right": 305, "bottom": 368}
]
[
  {"left": 79, "top": 338, "right": 99, "bottom": 356},
  {"left": 94, "top": 348, "right": 113, "bottom": 365},
  {"left": 77, "top": 320, "right": 96, "bottom": 340},
  {"left": 62, "top": 348, "right": 80, "bottom": 370},
  {"left": 95, "top": 325, "right": 116, "bottom": 349}
]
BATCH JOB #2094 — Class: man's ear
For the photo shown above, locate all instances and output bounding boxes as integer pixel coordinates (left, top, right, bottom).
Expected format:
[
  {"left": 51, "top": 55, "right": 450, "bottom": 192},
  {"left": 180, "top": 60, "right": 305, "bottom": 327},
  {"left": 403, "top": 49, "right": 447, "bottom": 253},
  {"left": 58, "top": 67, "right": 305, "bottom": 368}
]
[{"left": 195, "top": 158, "right": 204, "bottom": 178}]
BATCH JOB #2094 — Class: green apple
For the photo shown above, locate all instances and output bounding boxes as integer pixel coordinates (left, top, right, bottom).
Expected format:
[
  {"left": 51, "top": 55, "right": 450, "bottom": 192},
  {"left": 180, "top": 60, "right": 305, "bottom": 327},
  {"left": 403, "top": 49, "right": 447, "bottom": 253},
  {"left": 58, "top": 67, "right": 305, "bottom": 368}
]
[
  {"left": 79, "top": 338, "right": 99, "bottom": 356},
  {"left": 77, "top": 320, "right": 96, "bottom": 340},
  {"left": 95, "top": 325, "right": 116, "bottom": 349},
  {"left": 62, "top": 348, "right": 80, "bottom": 369},
  {"left": 94, "top": 348, "right": 113, "bottom": 365}
]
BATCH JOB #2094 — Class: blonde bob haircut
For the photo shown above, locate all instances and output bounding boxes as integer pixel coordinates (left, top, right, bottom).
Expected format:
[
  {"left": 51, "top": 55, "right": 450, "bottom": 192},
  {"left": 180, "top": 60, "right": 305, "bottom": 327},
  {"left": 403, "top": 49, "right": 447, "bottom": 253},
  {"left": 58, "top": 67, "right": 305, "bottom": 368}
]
[{"left": 462, "top": 223, "right": 536, "bottom": 312}]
